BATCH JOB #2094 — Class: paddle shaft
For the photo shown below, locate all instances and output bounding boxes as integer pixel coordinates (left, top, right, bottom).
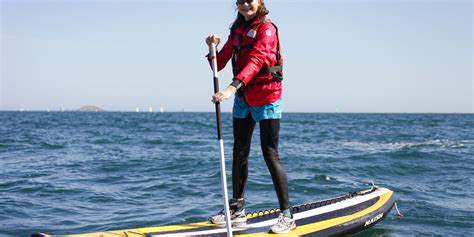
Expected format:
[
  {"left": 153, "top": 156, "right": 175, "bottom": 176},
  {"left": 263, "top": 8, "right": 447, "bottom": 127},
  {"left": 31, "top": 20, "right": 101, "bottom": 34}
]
[{"left": 210, "top": 43, "right": 233, "bottom": 236}]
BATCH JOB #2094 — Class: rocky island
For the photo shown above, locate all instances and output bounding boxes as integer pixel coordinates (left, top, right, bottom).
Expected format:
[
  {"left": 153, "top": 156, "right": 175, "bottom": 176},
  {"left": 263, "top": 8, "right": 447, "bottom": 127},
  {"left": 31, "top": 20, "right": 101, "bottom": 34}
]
[{"left": 77, "top": 105, "right": 105, "bottom": 112}]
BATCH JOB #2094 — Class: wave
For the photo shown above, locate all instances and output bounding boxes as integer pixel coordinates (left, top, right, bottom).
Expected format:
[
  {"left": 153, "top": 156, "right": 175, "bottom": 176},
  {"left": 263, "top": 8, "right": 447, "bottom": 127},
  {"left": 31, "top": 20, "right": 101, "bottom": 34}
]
[
  {"left": 340, "top": 139, "right": 468, "bottom": 153},
  {"left": 39, "top": 141, "right": 66, "bottom": 149}
]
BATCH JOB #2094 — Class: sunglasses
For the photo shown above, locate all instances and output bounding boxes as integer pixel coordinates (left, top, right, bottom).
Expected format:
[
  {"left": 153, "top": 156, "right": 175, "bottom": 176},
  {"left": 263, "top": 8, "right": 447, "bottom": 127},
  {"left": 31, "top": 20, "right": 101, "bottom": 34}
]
[{"left": 236, "top": 0, "right": 254, "bottom": 4}]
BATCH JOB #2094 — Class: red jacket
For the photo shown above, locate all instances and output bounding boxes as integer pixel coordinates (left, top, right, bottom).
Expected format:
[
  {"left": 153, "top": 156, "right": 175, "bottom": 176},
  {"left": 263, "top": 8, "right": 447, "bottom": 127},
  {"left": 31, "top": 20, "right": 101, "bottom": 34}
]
[{"left": 211, "top": 17, "right": 283, "bottom": 107}]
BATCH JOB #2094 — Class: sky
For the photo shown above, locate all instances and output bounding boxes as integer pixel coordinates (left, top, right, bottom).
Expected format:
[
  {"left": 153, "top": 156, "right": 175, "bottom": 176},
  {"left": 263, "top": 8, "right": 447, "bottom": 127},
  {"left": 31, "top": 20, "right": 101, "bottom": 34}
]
[{"left": 1, "top": 0, "right": 472, "bottom": 113}]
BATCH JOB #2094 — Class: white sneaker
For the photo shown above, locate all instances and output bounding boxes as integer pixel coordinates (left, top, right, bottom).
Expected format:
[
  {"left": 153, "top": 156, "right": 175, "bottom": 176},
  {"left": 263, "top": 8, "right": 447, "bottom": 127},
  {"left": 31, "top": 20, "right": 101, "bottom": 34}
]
[
  {"left": 269, "top": 213, "right": 296, "bottom": 234},
  {"left": 209, "top": 208, "right": 247, "bottom": 227}
]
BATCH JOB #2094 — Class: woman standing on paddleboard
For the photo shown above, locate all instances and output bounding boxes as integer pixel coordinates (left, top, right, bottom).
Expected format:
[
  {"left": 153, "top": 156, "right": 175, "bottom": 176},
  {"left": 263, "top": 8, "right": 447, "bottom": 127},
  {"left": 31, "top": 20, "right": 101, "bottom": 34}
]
[{"left": 205, "top": 0, "right": 295, "bottom": 234}]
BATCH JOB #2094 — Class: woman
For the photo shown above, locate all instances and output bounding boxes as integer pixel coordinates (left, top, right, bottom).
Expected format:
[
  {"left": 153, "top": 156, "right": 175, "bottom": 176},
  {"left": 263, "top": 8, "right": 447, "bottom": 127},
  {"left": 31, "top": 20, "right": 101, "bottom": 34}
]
[{"left": 206, "top": 0, "right": 295, "bottom": 234}]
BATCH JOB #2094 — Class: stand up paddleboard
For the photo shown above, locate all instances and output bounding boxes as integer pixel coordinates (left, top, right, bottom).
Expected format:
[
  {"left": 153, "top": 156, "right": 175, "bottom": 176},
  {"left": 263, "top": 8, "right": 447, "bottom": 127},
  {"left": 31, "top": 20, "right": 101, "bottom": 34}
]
[{"left": 32, "top": 186, "right": 395, "bottom": 237}]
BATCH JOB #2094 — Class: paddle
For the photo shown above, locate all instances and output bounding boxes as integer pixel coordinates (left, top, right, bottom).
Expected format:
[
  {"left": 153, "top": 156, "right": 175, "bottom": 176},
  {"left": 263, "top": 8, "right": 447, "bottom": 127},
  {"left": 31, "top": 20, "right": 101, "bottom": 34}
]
[{"left": 209, "top": 42, "right": 233, "bottom": 236}]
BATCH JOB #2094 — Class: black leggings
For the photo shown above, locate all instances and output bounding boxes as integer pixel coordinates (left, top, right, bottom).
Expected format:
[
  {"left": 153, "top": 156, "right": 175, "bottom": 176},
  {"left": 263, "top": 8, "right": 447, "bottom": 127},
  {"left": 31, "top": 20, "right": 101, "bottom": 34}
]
[{"left": 232, "top": 114, "right": 290, "bottom": 211}]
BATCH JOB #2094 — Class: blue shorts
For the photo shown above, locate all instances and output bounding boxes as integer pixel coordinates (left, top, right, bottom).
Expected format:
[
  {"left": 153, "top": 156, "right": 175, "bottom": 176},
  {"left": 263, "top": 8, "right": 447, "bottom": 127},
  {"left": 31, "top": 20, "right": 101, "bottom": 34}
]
[{"left": 232, "top": 96, "right": 282, "bottom": 122}]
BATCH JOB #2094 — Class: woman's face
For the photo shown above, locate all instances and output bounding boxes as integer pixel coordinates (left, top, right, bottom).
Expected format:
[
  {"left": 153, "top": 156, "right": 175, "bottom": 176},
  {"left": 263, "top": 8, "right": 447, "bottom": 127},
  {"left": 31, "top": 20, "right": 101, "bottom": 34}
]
[{"left": 237, "top": 0, "right": 261, "bottom": 21}]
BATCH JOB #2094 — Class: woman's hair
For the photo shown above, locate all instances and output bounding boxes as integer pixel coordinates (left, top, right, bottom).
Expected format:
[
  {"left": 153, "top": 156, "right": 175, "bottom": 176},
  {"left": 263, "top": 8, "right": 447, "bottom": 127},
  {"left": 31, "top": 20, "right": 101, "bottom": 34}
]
[{"left": 230, "top": 0, "right": 269, "bottom": 31}]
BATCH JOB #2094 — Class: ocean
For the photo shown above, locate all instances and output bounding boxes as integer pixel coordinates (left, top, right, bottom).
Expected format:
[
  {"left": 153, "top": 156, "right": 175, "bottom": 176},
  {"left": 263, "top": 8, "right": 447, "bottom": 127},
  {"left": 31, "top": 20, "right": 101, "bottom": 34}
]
[{"left": 0, "top": 112, "right": 472, "bottom": 236}]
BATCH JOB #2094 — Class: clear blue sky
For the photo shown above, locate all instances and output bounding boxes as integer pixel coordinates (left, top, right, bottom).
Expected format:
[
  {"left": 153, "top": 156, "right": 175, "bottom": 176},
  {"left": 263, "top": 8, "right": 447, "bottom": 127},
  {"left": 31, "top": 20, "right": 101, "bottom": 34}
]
[{"left": 1, "top": 0, "right": 472, "bottom": 113}]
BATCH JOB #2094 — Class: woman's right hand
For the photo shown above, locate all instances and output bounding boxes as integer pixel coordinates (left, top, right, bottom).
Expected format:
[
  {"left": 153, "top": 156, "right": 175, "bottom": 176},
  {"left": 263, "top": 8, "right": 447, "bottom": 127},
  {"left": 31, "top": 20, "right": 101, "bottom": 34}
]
[{"left": 206, "top": 34, "right": 221, "bottom": 48}]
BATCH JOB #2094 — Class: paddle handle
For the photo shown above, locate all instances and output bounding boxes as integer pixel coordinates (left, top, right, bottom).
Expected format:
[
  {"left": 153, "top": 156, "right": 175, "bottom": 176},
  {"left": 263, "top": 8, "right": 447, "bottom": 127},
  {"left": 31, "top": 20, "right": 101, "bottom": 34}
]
[
  {"left": 210, "top": 44, "right": 223, "bottom": 140},
  {"left": 210, "top": 43, "right": 233, "bottom": 237}
]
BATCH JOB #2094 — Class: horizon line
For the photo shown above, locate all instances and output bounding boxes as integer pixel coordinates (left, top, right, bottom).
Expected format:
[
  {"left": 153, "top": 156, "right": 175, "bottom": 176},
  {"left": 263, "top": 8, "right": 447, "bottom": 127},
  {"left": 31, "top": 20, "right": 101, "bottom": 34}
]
[{"left": 0, "top": 110, "right": 472, "bottom": 115}]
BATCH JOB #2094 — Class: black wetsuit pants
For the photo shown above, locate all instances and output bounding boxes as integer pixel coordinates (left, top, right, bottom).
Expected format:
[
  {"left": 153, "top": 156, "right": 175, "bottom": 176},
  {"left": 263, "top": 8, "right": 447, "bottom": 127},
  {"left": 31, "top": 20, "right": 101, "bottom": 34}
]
[{"left": 232, "top": 114, "right": 290, "bottom": 211}]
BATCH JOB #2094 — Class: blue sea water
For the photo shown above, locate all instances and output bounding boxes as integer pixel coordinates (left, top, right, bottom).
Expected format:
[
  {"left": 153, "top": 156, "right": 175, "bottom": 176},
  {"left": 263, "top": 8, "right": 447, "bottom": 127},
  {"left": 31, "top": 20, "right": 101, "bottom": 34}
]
[{"left": 0, "top": 112, "right": 473, "bottom": 237}]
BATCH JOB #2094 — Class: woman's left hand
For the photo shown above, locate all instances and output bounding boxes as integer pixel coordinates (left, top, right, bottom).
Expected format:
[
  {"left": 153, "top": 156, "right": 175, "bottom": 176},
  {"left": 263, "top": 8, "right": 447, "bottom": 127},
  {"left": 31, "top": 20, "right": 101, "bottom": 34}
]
[{"left": 212, "top": 86, "right": 237, "bottom": 103}]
